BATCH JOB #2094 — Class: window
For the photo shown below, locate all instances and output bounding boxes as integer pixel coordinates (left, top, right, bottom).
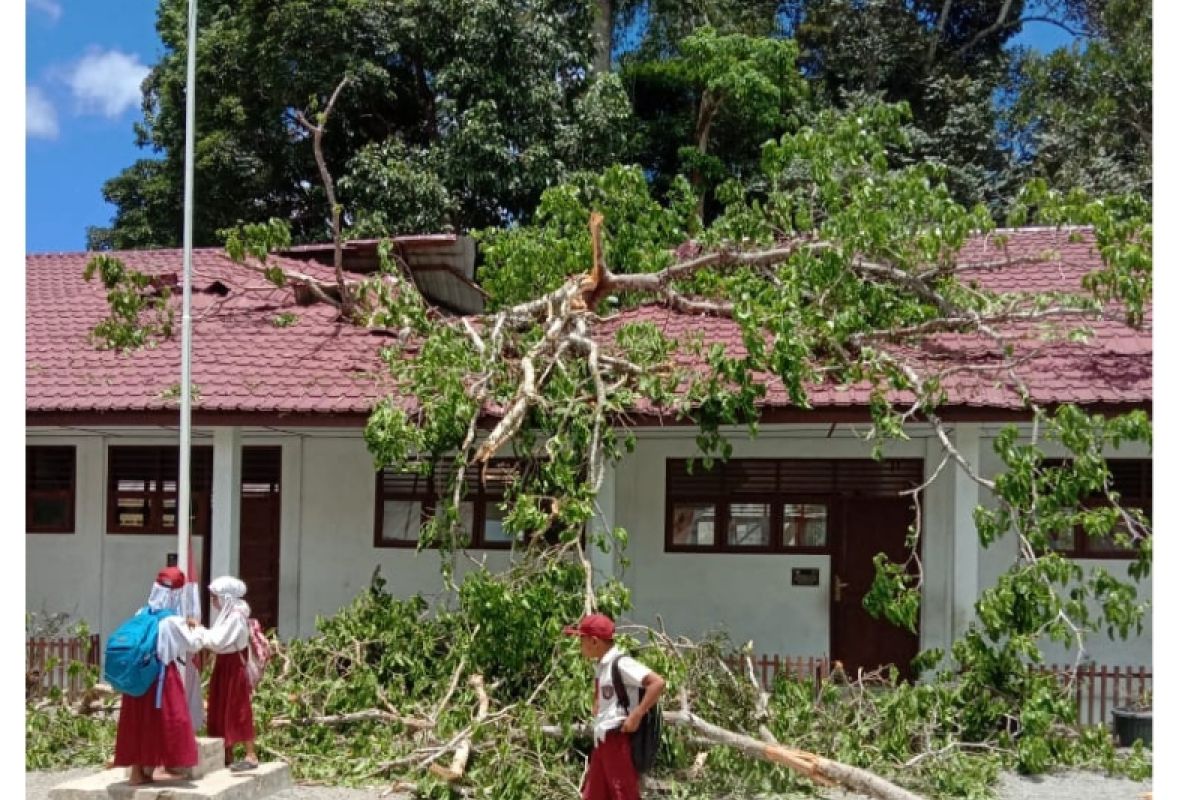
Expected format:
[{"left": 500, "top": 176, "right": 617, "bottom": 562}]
[
  {"left": 107, "top": 447, "right": 213, "bottom": 534},
  {"left": 664, "top": 458, "right": 923, "bottom": 553},
  {"left": 27, "top": 446, "right": 76, "bottom": 533},
  {"left": 1048, "top": 459, "right": 1151, "bottom": 559},
  {"left": 375, "top": 459, "right": 532, "bottom": 549}
]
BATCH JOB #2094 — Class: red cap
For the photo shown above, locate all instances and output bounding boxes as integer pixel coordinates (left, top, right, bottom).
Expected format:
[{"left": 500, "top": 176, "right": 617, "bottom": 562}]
[
  {"left": 563, "top": 613, "right": 615, "bottom": 641},
  {"left": 156, "top": 566, "right": 187, "bottom": 589}
]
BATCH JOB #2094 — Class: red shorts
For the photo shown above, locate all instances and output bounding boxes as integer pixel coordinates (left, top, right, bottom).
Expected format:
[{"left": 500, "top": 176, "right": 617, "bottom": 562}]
[{"left": 583, "top": 731, "right": 640, "bottom": 800}]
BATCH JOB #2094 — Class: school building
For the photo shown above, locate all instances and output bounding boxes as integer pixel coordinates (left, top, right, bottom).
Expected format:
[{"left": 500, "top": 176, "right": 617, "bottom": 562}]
[{"left": 25, "top": 228, "right": 1152, "bottom": 679}]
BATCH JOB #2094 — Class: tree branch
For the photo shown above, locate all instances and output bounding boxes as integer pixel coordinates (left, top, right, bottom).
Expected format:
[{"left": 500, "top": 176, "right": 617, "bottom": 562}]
[{"left": 294, "top": 75, "right": 353, "bottom": 318}]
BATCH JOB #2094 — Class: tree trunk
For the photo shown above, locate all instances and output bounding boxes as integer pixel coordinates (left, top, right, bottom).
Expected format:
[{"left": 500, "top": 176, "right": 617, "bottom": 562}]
[
  {"left": 665, "top": 710, "right": 928, "bottom": 800},
  {"left": 691, "top": 91, "right": 720, "bottom": 222},
  {"left": 592, "top": 0, "right": 614, "bottom": 74}
]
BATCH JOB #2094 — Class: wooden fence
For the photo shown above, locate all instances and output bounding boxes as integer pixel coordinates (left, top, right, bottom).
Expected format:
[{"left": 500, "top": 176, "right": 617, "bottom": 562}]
[
  {"left": 723, "top": 655, "right": 1150, "bottom": 729},
  {"left": 1036, "top": 663, "right": 1152, "bottom": 728},
  {"left": 723, "top": 654, "right": 832, "bottom": 690},
  {"left": 26, "top": 635, "right": 101, "bottom": 701}
]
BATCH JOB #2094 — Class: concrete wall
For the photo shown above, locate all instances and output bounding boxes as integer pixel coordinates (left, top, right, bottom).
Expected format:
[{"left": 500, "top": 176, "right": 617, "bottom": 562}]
[
  {"left": 26, "top": 422, "right": 1153, "bottom": 670},
  {"left": 288, "top": 434, "right": 512, "bottom": 638},
  {"left": 612, "top": 426, "right": 928, "bottom": 657},
  {"left": 976, "top": 430, "right": 1153, "bottom": 668},
  {"left": 25, "top": 431, "right": 205, "bottom": 642}
]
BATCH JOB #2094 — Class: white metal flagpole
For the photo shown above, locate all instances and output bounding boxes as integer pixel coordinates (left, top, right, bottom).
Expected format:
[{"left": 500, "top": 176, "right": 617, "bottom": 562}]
[
  {"left": 177, "top": 0, "right": 198, "bottom": 586},
  {"left": 179, "top": 0, "right": 205, "bottom": 732}
]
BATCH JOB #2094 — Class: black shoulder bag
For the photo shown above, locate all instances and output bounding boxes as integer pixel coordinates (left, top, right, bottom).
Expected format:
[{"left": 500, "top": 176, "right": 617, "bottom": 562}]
[{"left": 611, "top": 655, "right": 663, "bottom": 774}]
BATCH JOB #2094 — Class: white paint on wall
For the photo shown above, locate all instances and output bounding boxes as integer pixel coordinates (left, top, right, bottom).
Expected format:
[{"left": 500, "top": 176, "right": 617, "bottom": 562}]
[
  {"left": 612, "top": 427, "right": 927, "bottom": 657},
  {"left": 291, "top": 434, "right": 515, "bottom": 638},
  {"left": 26, "top": 422, "right": 1152, "bottom": 671}
]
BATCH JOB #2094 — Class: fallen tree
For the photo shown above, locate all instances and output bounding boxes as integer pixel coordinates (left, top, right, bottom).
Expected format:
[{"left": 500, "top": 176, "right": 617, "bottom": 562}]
[{"left": 59, "top": 96, "right": 1154, "bottom": 796}]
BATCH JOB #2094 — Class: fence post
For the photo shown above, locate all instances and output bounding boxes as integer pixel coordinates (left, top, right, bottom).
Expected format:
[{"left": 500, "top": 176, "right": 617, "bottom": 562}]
[{"left": 1098, "top": 665, "right": 1108, "bottom": 728}]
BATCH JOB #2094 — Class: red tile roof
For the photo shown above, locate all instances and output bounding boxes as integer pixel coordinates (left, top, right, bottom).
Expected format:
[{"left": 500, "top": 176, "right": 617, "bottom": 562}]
[{"left": 26, "top": 228, "right": 1150, "bottom": 422}]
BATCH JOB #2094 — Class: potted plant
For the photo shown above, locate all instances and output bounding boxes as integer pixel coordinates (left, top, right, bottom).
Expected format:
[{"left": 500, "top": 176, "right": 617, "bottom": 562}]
[{"left": 1112, "top": 689, "right": 1152, "bottom": 747}]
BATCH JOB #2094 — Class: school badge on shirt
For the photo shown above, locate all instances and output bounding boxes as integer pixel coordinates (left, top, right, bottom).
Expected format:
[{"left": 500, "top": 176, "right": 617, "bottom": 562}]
[{"left": 602, "top": 685, "right": 614, "bottom": 700}]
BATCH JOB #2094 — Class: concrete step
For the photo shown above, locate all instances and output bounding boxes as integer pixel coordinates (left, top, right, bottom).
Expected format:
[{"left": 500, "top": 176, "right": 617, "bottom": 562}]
[
  {"left": 184, "top": 738, "right": 227, "bottom": 780},
  {"left": 47, "top": 761, "right": 291, "bottom": 800}
]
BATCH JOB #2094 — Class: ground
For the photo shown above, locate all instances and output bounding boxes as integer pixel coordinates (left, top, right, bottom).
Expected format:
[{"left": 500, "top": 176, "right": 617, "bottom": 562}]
[{"left": 25, "top": 768, "right": 1153, "bottom": 800}]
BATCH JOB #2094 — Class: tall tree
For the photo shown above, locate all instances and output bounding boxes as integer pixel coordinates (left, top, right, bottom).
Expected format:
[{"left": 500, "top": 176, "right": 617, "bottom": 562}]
[
  {"left": 621, "top": 27, "right": 808, "bottom": 220},
  {"left": 1005, "top": 0, "right": 1151, "bottom": 200},
  {"left": 90, "top": 0, "right": 633, "bottom": 250},
  {"left": 789, "top": 0, "right": 1026, "bottom": 213}
]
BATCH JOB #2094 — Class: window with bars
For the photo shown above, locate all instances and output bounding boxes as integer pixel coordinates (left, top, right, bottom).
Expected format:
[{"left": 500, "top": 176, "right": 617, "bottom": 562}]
[
  {"left": 374, "top": 459, "right": 532, "bottom": 549},
  {"left": 107, "top": 446, "right": 214, "bottom": 535},
  {"left": 665, "top": 458, "right": 923, "bottom": 553},
  {"left": 27, "top": 446, "right": 76, "bottom": 533},
  {"left": 1046, "top": 459, "right": 1151, "bottom": 559}
]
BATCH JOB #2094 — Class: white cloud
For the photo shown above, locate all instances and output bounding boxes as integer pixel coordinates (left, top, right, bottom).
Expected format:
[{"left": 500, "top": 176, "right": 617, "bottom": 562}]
[
  {"left": 28, "top": 0, "right": 63, "bottom": 23},
  {"left": 66, "top": 50, "right": 149, "bottom": 119},
  {"left": 26, "top": 86, "right": 59, "bottom": 139}
]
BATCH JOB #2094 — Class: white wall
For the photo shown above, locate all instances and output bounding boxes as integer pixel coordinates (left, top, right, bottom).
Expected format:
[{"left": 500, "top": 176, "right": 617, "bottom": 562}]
[
  {"left": 976, "top": 432, "right": 1153, "bottom": 668},
  {"left": 26, "top": 431, "right": 204, "bottom": 643},
  {"left": 26, "top": 422, "right": 1153, "bottom": 671},
  {"left": 290, "top": 434, "right": 514, "bottom": 639},
  {"left": 613, "top": 426, "right": 927, "bottom": 657},
  {"left": 26, "top": 434, "right": 105, "bottom": 634}
]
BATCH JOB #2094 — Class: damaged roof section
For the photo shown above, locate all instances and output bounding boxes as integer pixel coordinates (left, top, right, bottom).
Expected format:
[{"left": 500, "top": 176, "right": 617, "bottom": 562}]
[{"left": 25, "top": 228, "right": 1150, "bottom": 423}]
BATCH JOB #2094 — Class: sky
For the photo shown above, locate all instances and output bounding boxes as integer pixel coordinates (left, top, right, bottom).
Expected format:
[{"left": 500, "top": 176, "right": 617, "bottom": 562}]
[
  {"left": 24, "top": 1, "right": 1077, "bottom": 255},
  {"left": 25, "top": 1, "right": 161, "bottom": 253}
]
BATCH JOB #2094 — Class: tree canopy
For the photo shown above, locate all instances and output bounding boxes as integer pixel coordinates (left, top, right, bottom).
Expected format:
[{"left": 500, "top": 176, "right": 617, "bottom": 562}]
[{"left": 88, "top": 0, "right": 1150, "bottom": 248}]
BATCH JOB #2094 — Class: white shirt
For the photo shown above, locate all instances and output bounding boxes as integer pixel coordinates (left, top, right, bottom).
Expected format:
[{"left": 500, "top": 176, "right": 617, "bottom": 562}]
[
  {"left": 592, "top": 647, "right": 651, "bottom": 744},
  {"left": 200, "top": 605, "right": 250, "bottom": 654},
  {"left": 156, "top": 616, "right": 205, "bottom": 675}
]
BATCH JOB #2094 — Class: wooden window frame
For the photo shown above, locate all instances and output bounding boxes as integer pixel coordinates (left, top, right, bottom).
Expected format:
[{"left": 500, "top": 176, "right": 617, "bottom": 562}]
[
  {"left": 27, "top": 445, "right": 77, "bottom": 534},
  {"left": 1047, "top": 459, "right": 1151, "bottom": 560},
  {"left": 106, "top": 446, "right": 213, "bottom": 535},
  {"left": 374, "top": 460, "right": 533, "bottom": 550},
  {"left": 666, "top": 495, "right": 835, "bottom": 554},
  {"left": 664, "top": 458, "right": 923, "bottom": 555}
]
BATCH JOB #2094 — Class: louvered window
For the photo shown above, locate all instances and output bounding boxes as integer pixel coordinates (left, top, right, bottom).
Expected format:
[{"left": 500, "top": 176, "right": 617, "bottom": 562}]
[
  {"left": 107, "top": 446, "right": 213, "bottom": 535},
  {"left": 666, "top": 458, "right": 923, "bottom": 553},
  {"left": 375, "top": 459, "right": 534, "bottom": 549},
  {"left": 27, "top": 446, "right": 76, "bottom": 533}
]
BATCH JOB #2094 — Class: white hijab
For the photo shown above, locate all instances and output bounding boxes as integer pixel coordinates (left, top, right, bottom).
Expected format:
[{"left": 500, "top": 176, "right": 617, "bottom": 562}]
[
  {"left": 147, "top": 581, "right": 185, "bottom": 614},
  {"left": 209, "top": 575, "right": 250, "bottom": 628}
]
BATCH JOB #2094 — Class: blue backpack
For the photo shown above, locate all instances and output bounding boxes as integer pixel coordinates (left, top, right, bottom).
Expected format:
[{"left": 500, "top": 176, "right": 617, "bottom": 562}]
[{"left": 104, "top": 606, "right": 175, "bottom": 701}]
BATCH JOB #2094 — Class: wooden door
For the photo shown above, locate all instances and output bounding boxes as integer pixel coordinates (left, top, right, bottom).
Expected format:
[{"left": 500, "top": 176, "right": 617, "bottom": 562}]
[
  {"left": 831, "top": 497, "right": 920, "bottom": 681},
  {"left": 238, "top": 447, "right": 282, "bottom": 632}
]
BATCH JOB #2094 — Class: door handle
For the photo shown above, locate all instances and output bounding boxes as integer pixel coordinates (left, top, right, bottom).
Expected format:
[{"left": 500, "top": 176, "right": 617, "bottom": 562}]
[{"left": 833, "top": 575, "right": 850, "bottom": 603}]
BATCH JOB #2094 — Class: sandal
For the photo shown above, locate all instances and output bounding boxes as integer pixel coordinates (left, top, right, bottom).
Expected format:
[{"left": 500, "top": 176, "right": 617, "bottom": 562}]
[{"left": 229, "top": 760, "right": 259, "bottom": 773}]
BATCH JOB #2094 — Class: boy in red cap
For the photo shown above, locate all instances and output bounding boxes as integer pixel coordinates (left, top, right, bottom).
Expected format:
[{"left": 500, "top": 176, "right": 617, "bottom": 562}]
[
  {"left": 112, "top": 566, "right": 205, "bottom": 785},
  {"left": 565, "top": 613, "right": 665, "bottom": 800}
]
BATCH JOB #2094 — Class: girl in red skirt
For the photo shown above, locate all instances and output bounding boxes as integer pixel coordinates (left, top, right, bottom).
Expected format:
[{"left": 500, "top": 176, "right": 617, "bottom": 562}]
[
  {"left": 199, "top": 575, "right": 259, "bottom": 771},
  {"left": 113, "top": 566, "right": 205, "bottom": 785}
]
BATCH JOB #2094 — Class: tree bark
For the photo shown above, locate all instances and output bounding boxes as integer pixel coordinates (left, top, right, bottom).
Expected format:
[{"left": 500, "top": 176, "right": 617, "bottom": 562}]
[
  {"left": 665, "top": 710, "right": 927, "bottom": 800},
  {"left": 691, "top": 90, "right": 722, "bottom": 221},
  {"left": 592, "top": 0, "right": 614, "bottom": 74}
]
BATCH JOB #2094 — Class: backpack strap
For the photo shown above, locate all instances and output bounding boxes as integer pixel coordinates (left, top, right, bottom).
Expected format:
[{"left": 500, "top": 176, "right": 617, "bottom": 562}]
[
  {"left": 610, "top": 655, "right": 632, "bottom": 714},
  {"left": 154, "top": 662, "right": 166, "bottom": 709}
]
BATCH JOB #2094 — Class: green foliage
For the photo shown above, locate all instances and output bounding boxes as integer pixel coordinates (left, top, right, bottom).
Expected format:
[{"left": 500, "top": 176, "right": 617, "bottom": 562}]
[
  {"left": 621, "top": 26, "right": 809, "bottom": 215},
  {"left": 94, "top": 0, "right": 634, "bottom": 247},
  {"left": 26, "top": 708, "right": 116, "bottom": 771},
  {"left": 478, "top": 164, "right": 698, "bottom": 307},
  {"left": 1007, "top": 0, "right": 1151, "bottom": 201},
  {"left": 82, "top": 255, "right": 175, "bottom": 351}
]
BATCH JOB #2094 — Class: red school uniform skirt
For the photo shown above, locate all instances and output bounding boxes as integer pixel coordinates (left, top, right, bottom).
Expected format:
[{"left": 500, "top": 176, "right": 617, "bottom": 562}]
[
  {"left": 113, "top": 664, "right": 198, "bottom": 768},
  {"left": 207, "top": 651, "right": 255, "bottom": 746}
]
